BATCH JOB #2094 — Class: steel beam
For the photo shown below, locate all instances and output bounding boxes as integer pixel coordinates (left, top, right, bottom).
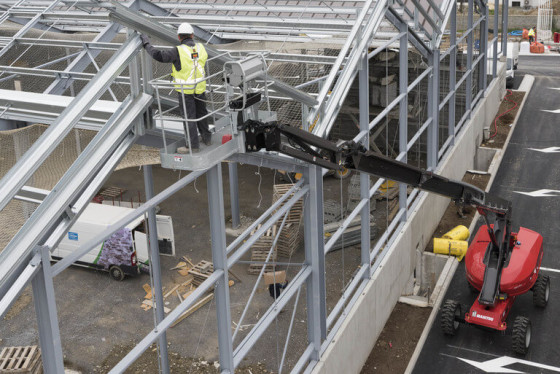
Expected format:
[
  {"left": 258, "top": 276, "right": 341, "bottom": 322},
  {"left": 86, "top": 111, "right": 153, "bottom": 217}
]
[
  {"left": 32, "top": 246, "right": 64, "bottom": 374},
  {"left": 105, "top": 1, "right": 317, "bottom": 106},
  {"left": 207, "top": 164, "right": 234, "bottom": 372},
  {"left": 449, "top": 1, "right": 457, "bottom": 139},
  {"left": 312, "top": 0, "right": 388, "bottom": 138},
  {"left": 0, "top": 92, "right": 150, "bottom": 300},
  {"left": 398, "top": 25, "right": 408, "bottom": 218},
  {"left": 466, "top": 0, "right": 474, "bottom": 115},
  {"left": 228, "top": 163, "right": 241, "bottom": 229},
  {"left": 303, "top": 165, "right": 327, "bottom": 360},
  {"left": 143, "top": 165, "right": 170, "bottom": 374},
  {"left": 50, "top": 167, "right": 204, "bottom": 276},
  {"left": 427, "top": 49, "right": 439, "bottom": 169},
  {"left": 109, "top": 270, "right": 223, "bottom": 373},
  {"left": 45, "top": 22, "right": 122, "bottom": 95},
  {"left": 0, "top": 35, "right": 140, "bottom": 214},
  {"left": 358, "top": 49, "right": 372, "bottom": 278}
]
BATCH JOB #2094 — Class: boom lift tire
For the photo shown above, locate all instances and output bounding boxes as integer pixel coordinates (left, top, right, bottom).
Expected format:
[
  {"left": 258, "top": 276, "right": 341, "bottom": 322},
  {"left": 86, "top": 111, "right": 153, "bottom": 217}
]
[
  {"left": 109, "top": 265, "right": 125, "bottom": 281},
  {"left": 532, "top": 274, "right": 550, "bottom": 307},
  {"left": 512, "top": 316, "right": 531, "bottom": 355},
  {"left": 441, "top": 299, "right": 461, "bottom": 335}
]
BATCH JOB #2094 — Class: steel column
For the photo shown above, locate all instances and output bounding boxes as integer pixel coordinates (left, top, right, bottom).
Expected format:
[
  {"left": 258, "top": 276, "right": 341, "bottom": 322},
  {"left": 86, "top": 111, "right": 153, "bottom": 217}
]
[
  {"left": 427, "top": 50, "right": 439, "bottom": 169},
  {"left": 358, "top": 50, "right": 371, "bottom": 278},
  {"left": 206, "top": 164, "right": 234, "bottom": 372},
  {"left": 303, "top": 164, "right": 327, "bottom": 359},
  {"left": 466, "top": 0, "right": 474, "bottom": 115},
  {"left": 449, "top": 1, "right": 457, "bottom": 139},
  {"left": 32, "top": 246, "right": 64, "bottom": 374},
  {"left": 482, "top": 3, "right": 488, "bottom": 93},
  {"left": 143, "top": 165, "right": 170, "bottom": 374},
  {"left": 502, "top": 0, "right": 509, "bottom": 57},
  {"left": 493, "top": 0, "right": 498, "bottom": 78},
  {"left": 228, "top": 163, "right": 241, "bottom": 229},
  {"left": 398, "top": 25, "right": 408, "bottom": 218}
]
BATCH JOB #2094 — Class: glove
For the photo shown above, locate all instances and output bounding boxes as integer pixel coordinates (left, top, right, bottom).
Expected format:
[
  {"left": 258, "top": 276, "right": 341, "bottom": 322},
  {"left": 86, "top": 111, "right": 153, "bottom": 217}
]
[{"left": 140, "top": 34, "right": 150, "bottom": 48}]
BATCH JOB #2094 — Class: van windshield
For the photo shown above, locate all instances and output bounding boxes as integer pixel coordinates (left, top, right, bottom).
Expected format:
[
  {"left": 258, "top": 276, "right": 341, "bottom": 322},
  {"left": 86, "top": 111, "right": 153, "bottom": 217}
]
[{"left": 507, "top": 58, "right": 513, "bottom": 70}]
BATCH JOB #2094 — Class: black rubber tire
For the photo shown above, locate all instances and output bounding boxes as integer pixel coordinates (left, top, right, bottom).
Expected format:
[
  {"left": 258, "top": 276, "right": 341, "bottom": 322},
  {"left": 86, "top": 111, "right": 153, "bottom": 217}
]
[
  {"left": 533, "top": 274, "right": 550, "bottom": 308},
  {"left": 512, "top": 316, "right": 531, "bottom": 355},
  {"left": 109, "top": 265, "right": 125, "bottom": 281},
  {"left": 332, "top": 167, "right": 352, "bottom": 180},
  {"left": 441, "top": 299, "right": 461, "bottom": 336}
]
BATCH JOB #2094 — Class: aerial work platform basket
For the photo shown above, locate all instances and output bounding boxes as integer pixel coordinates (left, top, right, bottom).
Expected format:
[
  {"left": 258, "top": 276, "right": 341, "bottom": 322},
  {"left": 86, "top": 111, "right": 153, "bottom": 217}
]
[{"left": 150, "top": 54, "right": 274, "bottom": 171}]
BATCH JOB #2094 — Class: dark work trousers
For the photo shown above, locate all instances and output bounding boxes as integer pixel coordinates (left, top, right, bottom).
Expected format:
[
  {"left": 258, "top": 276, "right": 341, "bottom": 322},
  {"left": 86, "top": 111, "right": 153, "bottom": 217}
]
[{"left": 177, "top": 91, "right": 211, "bottom": 149}]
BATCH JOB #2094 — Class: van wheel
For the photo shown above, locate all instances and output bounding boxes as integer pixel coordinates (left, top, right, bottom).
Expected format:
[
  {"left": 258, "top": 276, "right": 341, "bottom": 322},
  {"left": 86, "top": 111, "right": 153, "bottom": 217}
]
[{"left": 109, "top": 265, "right": 125, "bottom": 281}]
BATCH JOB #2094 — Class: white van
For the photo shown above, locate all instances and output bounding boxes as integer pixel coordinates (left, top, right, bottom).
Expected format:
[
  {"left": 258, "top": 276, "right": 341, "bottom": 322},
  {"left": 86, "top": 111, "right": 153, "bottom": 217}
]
[
  {"left": 486, "top": 42, "right": 519, "bottom": 88},
  {"left": 52, "top": 203, "right": 175, "bottom": 280}
]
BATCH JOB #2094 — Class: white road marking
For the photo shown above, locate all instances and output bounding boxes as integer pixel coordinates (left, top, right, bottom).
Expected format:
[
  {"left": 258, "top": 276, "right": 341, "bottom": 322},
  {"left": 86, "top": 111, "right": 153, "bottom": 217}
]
[
  {"left": 542, "top": 109, "right": 560, "bottom": 114},
  {"left": 457, "top": 356, "right": 560, "bottom": 373},
  {"left": 540, "top": 266, "right": 560, "bottom": 273},
  {"left": 528, "top": 147, "right": 560, "bottom": 153},
  {"left": 514, "top": 189, "right": 560, "bottom": 197},
  {"left": 550, "top": 88, "right": 560, "bottom": 91}
]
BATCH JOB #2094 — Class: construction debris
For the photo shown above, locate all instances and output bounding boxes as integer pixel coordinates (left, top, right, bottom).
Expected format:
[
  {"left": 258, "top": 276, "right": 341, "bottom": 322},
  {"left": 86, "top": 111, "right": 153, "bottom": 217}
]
[
  {"left": 142, "top": 299, "right": 170, "bottom": 313},
  {"left": 171, "top": 293, "right": 214, "bottom": 328},
  {"left": 0, "top": 346, "right": 42, "bottom": 374},
  {"left": 189, "top": 260, "right": 214, "bottom": 286}
]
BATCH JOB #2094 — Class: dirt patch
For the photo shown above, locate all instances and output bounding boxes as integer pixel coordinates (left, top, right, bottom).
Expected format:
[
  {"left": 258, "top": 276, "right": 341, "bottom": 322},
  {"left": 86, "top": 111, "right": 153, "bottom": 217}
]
[
  {"left": 3, "top": 287, "right": 32, "bottom": 321},
  {"left": 426, "top": 173, "right": 491, "bottom": 252},
  {"left": 361, "top": 303, "right": 432, "bottom": 374},
  {"left": 482, "top": 91, "right": 525, "bottom": 149},
  {"left": 97, "top": 342, "right": 270, "bottom": 374}
]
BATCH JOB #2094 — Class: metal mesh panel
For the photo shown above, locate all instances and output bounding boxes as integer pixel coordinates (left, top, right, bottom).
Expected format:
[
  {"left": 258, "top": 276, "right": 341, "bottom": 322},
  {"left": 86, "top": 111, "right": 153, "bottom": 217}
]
[{"left": 0, "top": 124, "right": 160, "bottom": 251}]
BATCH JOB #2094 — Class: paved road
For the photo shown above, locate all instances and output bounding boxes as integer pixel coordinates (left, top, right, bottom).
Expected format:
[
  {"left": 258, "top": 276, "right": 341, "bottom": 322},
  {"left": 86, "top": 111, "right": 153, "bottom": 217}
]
[{"left": 413, "top": 55, "right": 560, "bottom": 374}]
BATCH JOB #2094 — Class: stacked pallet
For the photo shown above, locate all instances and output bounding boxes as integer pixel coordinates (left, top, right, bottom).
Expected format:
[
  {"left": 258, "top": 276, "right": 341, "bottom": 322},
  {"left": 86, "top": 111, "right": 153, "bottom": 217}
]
[
  {"left": 273, "top": 184, "right": 304, "bottom": 224},
  {"left": 276, "top": 222, "right": 302, "bottom": 257},
  {"left": 273, "top": 184, "right": 304, "bottom": 258},
  {"left": 248, "top": 224, "right": 277, "bottom": 275},
  {"left": 189, "top": 260, "right": 214, "bottom": 287},
  {"left": 0, "top": 346, "right": 42, "bottom": 374}
]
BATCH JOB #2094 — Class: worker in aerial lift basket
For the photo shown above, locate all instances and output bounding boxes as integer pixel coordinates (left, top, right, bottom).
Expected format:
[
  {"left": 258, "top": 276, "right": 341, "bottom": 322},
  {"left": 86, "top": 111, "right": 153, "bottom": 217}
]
[{"left": 141, "top": 23, "right": 212, "bottom": 153}]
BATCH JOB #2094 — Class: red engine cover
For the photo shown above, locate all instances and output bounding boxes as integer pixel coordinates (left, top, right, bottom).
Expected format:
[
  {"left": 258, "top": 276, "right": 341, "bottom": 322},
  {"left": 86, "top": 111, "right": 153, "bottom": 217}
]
[{"left": 465, "top": 226, "right": 543, "bottom": 296}]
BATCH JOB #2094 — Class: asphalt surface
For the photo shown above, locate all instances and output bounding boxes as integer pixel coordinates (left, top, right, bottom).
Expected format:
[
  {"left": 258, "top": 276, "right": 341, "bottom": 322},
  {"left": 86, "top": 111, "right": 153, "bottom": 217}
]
[{"left": 413, "top": 55, "right": 560, "bottom": 374}]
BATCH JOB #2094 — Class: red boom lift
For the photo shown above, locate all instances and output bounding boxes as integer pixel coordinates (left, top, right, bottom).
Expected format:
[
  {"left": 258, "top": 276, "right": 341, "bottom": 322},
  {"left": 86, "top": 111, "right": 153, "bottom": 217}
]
[{"left": 241, "top": 118, "right": 550, "bottom": 355}]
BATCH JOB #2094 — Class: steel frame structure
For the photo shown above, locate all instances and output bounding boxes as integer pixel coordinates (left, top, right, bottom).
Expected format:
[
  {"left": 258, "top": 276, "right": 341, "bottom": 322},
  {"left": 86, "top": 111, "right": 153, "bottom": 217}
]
[{"left": 0, "top": 0, "right": 507, "bottom": 373}]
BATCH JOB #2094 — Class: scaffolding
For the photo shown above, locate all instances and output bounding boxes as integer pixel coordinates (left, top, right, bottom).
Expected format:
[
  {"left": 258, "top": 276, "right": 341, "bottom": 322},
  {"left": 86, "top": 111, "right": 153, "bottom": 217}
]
[{"left": 0, "top": 0, "right": 508, "bottom": 373}]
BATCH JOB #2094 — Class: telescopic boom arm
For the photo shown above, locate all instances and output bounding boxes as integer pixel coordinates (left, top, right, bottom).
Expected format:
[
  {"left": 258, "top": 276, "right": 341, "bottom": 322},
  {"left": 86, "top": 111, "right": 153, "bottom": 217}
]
[{"left": 241, "top": 120, "right": 513, "bottom": 306}]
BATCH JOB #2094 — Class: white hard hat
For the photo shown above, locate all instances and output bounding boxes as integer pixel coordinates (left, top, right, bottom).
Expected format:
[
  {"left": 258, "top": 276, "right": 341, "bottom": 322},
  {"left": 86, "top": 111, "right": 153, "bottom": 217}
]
[{"left": 177, "top": 23, "right": 194, "bottom": 35}]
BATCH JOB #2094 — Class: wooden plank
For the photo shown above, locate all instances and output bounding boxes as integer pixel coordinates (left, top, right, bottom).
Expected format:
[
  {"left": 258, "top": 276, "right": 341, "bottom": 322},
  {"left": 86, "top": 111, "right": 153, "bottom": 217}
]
[
  {"left": 163, "top": 284, "right": 181, "bottom": 299},
  {"left": 171, "top": 293, "right": 214, "bottom": 327},
  {"left": 182, "top": 256, "right": 195, "bottom": 268},
  {"left": 142, "top": 300, "right": 170, "bottom": 314}
]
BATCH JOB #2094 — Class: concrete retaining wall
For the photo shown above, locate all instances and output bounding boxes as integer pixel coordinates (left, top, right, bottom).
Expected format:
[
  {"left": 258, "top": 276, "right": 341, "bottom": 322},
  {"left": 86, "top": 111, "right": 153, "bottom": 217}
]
[
  {"left": 312, "top": 64, "right": 506, "bottom": 374},
  {"left": 454, "top": 15, "right": 560, "bottom": 31}
]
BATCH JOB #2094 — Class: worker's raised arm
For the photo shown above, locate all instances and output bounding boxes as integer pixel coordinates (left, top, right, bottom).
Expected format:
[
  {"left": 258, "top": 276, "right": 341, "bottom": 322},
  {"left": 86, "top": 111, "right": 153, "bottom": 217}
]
[{"left": 141, "top": 34, "right": 180, "bottom": 68}]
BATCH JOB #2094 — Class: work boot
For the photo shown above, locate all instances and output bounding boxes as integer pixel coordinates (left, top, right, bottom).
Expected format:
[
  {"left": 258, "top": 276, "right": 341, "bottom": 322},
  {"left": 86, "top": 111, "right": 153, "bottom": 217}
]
[
  {"left": 177, "top": 146, "right": 199, "bottom": 154},
  {"left": 202, "top": 134, "right": 213, "bottom": 146}
]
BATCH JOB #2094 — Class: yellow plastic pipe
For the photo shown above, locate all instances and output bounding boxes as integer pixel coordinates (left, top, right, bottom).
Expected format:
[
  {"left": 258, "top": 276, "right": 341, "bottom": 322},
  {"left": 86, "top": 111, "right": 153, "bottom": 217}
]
[
  {"left": 433, "top": 238, "right": 468, "bottom": 261},
  {"left": 442, "top": 225, "right": 470, "bottom": 241}
]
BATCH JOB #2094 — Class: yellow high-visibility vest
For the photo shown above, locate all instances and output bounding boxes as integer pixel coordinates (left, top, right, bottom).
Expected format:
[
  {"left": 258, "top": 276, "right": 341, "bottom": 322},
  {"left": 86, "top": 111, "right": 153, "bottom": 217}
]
[
  {"left": 528, "top": 29, "right": 535, "bottom": 37},
  {"left": 171, "top": 43, "right": 208, "bottom": 94}
]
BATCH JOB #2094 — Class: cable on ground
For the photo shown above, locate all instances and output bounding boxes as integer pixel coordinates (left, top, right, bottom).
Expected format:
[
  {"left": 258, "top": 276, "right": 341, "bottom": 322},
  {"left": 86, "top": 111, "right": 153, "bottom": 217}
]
[{"left": 489, "top": 89, "right": 518, "bottom": 139}]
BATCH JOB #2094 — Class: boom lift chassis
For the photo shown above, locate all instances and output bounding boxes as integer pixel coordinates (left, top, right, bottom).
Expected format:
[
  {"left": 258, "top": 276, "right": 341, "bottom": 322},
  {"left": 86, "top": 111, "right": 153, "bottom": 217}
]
[{"left": 241, "top": 119, "right": 549, "bottom": 355}]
